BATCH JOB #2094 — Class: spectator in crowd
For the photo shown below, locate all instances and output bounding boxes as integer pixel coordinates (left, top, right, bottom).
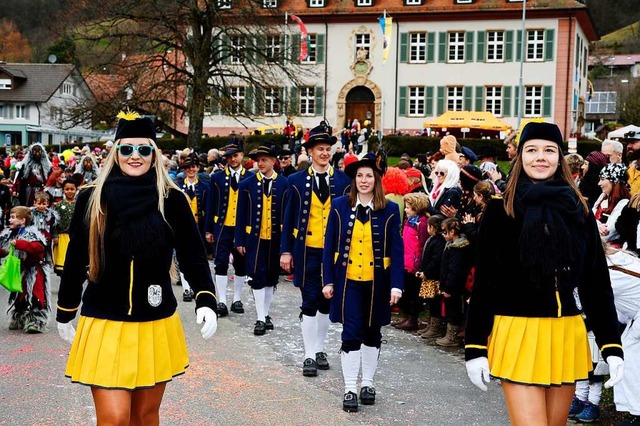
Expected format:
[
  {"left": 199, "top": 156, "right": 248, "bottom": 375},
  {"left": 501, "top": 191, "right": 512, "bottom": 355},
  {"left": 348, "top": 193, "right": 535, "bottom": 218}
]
[
  {"left": 602, "top": 139, "right": 624, "bottom": 164},
  {"left": 593, "top": 162, "right": 630, "bottom": 246},
  {"left": 616, "top": 193, "right": 640, "bottom": 256},
  {"left": 427, "top": 159, "right": 461, "bottom": 217},
  {"left": 565, "top": 153, "right": 584, "bottom": 185},
  {"left": 623, "top": 131, "right": 640, "bottom": 195},
  {"left": 580, "top": 150, "right": 609, "bottom": 208}
]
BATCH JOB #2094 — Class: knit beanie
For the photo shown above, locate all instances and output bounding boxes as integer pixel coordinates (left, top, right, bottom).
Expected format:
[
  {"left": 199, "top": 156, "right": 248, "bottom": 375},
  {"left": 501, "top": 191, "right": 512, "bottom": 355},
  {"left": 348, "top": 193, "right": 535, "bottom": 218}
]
[
  {"left": 600, "top": 162, "right": 628, "bottom": 184},
  {"left": 517, "top": 122, "right": 563, "bottom": 153},
  {"left": 585, "top": 151, "right": 609, "bottom": 168}
]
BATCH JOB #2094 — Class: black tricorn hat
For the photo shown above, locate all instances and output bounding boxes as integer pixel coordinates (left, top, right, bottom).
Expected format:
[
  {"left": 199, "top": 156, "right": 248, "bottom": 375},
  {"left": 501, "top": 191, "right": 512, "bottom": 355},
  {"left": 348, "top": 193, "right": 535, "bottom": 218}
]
[
  {"left": 180, "top": 153, "right": 201, "bottom": 169},
  {"left": 114, "top": 110, "right": 156, "bottom": 141},
  {"left": 302, "top": 121, "right": 337, "bottom": 149},
  {"left": 248, "top": 144, "right": 279, "bottom": 160},
  {"left": 344, "top": 150, "right": 388, "bottom": 178},
  {"left": 222, "top": 137, "right": 244, "bottom": 156}
]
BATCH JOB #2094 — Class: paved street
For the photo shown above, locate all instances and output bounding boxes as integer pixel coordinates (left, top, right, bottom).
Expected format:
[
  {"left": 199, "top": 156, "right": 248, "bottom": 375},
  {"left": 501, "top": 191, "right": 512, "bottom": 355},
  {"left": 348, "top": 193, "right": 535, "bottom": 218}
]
[{"left": 0, "top": 269, "right": 510, "bottom": 425}]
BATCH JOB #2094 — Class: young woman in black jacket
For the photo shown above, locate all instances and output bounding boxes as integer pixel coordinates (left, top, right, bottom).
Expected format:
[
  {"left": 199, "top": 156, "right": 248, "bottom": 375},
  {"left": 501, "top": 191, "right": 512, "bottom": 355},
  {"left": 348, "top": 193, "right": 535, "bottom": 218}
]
[
  {"left": 56, "top": 112, "right": 218, "bottom": 425},
  {"left": 465, "top": 122, "right": 624, "bottom": 425}
]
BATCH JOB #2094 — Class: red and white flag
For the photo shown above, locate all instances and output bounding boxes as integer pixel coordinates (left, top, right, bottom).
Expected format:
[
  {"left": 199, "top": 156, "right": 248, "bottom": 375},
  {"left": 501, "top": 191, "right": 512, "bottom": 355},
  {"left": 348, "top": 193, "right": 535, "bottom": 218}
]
[{"left": 290, "top": 14, "right": 308, "bottom": 61}]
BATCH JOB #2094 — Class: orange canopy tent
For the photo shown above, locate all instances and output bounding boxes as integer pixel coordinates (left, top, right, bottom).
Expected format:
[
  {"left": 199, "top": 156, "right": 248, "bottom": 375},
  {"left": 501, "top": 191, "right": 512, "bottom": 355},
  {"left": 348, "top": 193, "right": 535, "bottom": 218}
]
[{"left": 424, "top": 111, "right": 511, "bottom": 132}]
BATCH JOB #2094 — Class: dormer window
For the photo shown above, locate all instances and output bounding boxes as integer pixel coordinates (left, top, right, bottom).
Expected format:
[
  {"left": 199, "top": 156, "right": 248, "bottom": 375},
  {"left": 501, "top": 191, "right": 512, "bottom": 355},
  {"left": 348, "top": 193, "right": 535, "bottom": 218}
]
[
  {"left": 308, "top": 0, "right": 325, "bottom": 7},
  {"left": 217, "top": 0, "right": 231, "bottom": 9},
  {"left": 0, "top": 79, "right": 11, "bottom": 90},
  {"left": 455, "top": 0, "right": 472, "bottom": 3},
  {"left": 355, "top": 0, "right": 373, "bottom": 6},
  {"left": 262, "top": 0, "right": 277, "bottom": 8},
  {"left": 405, "top": 0, "right": 422, "bottom": 4}
]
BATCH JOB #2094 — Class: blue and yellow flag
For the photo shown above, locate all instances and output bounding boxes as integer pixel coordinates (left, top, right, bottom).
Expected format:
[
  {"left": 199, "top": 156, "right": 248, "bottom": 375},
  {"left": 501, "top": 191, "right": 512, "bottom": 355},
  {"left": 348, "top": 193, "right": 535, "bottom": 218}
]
[{"left": 378, "top": 15, "right": 393, "bottom": 65}]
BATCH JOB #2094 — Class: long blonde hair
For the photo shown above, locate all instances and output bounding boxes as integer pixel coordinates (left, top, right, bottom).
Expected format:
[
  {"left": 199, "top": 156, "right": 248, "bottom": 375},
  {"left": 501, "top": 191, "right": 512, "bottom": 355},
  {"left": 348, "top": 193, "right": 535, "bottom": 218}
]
[{"left": 86, "top": 138, "right": 180, "bottom": 281}]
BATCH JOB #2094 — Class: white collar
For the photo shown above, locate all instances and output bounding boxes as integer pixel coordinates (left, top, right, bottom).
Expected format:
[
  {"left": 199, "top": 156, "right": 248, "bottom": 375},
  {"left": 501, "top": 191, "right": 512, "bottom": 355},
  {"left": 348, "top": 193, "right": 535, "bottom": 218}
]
[
  {"left": 355, "top": 195, "right": 374, "bottom": 211},
  {"left": 311, "top": 165, "right": 331, "bottom": 176}
]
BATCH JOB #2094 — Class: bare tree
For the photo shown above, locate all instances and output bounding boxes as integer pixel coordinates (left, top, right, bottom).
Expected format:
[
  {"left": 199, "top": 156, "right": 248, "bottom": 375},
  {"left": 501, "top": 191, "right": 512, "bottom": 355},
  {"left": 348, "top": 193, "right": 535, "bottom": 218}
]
[{"left": 57, "top": 0, "right": 309, "bottom": 147}]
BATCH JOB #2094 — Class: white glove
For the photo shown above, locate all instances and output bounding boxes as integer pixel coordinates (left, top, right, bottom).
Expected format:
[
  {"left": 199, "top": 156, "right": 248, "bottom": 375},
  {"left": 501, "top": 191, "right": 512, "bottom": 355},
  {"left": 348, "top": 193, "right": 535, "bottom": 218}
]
[
  {"left": 57, "top": 321, "right": 76, "bottom": 344},
  {"left": 604, "top": 355, "right": 624, "bottom": 388},
  {"left": 196, "top": 307, "right": 217, "bottom": 340},
  {"left": 466, "top": 357, "right": 491, "bottom": 391}
]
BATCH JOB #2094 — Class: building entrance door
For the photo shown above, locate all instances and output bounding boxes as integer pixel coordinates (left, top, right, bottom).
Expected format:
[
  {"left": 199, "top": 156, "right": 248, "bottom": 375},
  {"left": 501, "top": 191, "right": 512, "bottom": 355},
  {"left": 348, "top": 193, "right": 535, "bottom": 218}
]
[{"left": 345, "top": 86, "right": 375, "bottom": 130}]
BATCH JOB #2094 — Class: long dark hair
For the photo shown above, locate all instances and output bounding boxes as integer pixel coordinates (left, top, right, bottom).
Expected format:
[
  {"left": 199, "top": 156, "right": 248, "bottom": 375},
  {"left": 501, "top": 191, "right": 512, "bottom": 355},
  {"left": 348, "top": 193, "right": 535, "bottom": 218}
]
[{"left": 348, "top": 169, "right": 387, "bottom": 210}]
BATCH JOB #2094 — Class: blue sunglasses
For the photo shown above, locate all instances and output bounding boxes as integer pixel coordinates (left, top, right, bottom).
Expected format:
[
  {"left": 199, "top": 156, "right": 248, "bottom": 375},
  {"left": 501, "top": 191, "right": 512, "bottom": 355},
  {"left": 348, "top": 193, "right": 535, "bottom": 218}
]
[{"left": 118, "top": 144, "right": 154, "bottom": 158}]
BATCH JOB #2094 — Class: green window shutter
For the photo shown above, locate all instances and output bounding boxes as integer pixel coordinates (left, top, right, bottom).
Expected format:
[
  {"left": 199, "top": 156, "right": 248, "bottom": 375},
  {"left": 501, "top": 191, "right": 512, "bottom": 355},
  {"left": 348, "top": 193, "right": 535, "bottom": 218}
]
[
  {"left": 289, "top": 86, "right": 299, "bottom": 115},
  {"left": 438, "top": 32, "right": 447, "bottom": 63},
  {"left": 516, "top": 30, "right": 523, "bottom": 62},
  {"left": 316, "top": 34, "right": 325, "bottom": 64},
  {"left": 436, "top": 86, "right": 445, "bottom": 115},
  {"left": 254, "top": 36, "right": 265, "bottom": 64},
  {"left": 503, "top": 86, "right": 512, "bottom": 117},
  {"left": 465, "top": 31, "right": 474, "bottom": 63},
  {"left": 476, "top": 31, "right": 485, "bottom": 62},
  {"left": 219, "top": 34, "right": 229, "bottom": 64},
  {"left": 246, "top": 86, "right": 256, "bottom": 115},
  {"left": 464, "top": 86, "right": 473, "bottom": 111},
  {"left": 210, "top": 88, "right": 220, "bottom": 115},
  {"left": 278, "top": 87, "right": 285, "bottom": 114},
  {"left": 279, "top": 35, "right": 285, "bottom": 64},
  {"left": 315, "top": 86, "right": 324, "bottom": 116},
  {"left": 543, "top": 85, "right": 553, "bottom": 117},
  {"left": 398, "top": 86, "right": 407, "bottom": 116},
  {"left": 545, "top": 29, "right": 555, "bottom": 62},
  {"left": 291, "top": 34, "right": 301, "bottom": 64},
  {"left": 505, "top": 30, "right": 514, "bottom": 62},
  {"left": 475, "top": 86, "right": 484, "bottom": 111},
  {"left": 514, "top": 86, "right": 520, "bottom": 117},
  {"left": 427, "top": 32, "right": 435, "bottom": 63},
  {"left": 425, "top": 86, "right": 434, "bottom": 116},
  {"left": 399, "top": 33, "right": 408, "bottom": 63}
]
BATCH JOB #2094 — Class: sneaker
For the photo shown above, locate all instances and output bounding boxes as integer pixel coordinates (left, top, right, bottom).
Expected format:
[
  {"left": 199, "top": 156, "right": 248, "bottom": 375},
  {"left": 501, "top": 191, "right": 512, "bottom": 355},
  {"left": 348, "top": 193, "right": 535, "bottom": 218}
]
[
  {"left": 360, "top": 386, "right": 376, "bottom": 405},
  {"left": 217, "top": 303, "right": 229, "bottom": 317},
  {"left": 569, "top": 397, "right": 586, "bottom": 419},
  {"left": 343, "top": 391, "right": 358, "bottom": 412},
  {"left": 182, "top": 289, "right": 194, "bottom": 302},
  {"left": 285, "top": 274, "right": 294, "bottom": 282},
  {"left": 315, "top": 352, "right": 330, "bottom": 370},
  {"left": 302, "top": 358, "right": 318, "bottom": 377},
  {"left": 575, "top": 401, "right": 600, "bottom": 423},
  {"left": 230, "top": 301, "right": 244, "bottom": 313},
  {"left": 265, "top": 316, "right": 274, "bottom": 330},
  {"left": 254, "top": 320, "right": 266, "bottom": 336}
]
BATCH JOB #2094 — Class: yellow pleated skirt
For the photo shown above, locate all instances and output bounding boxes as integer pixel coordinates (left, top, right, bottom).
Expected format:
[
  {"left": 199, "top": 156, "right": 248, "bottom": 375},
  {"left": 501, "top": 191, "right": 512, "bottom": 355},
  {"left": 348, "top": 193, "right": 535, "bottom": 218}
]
[
  {"left": 65, "top": 312, "right": 189, "bottom": 390},
  {"left": 53, "top": 233, "right": 70, "bottom": 272},
  {"left": 487, "top": 315, "right": 592, "bottom": 387}
]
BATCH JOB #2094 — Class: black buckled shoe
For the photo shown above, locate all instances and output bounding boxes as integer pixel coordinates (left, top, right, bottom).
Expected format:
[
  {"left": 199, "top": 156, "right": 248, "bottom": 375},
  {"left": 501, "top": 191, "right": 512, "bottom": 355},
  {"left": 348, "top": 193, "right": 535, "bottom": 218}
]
[
  {"left": 343, "top": 391, "right": 358, "bottom": 412},
  {"left": 182, "top": 289, "right": 194, "bottom": 302},
  {"left": 217, "top": 303, "right": 229, "bottom": 317},
  {"left": 253, "top": 320, "right": 266, "bottom": 336},
  {"left": 302, "top": 358, "right": 318, "bottom": 377},
  {"left": 360, "top": 386, "right": 376, "bottom": 405},
  {"left": 315, "top": 352, "right": 329, "bottom": 370},
  {"left": 265, "top": 315, "right": 274, "bottom": 330},
  {"left": 230, "top": 301, "right": 244, "bottom": 313}
]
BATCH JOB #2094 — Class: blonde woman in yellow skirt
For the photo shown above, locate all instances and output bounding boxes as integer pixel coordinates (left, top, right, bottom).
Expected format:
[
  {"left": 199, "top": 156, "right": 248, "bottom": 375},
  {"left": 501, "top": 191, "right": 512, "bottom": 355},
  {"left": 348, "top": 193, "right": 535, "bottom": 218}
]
[
  {"left": 55, "top": 112, "right": 218, "bottom": 425},
  {"left": 464, "top": 122, "right": 624, "bottom": 425}
]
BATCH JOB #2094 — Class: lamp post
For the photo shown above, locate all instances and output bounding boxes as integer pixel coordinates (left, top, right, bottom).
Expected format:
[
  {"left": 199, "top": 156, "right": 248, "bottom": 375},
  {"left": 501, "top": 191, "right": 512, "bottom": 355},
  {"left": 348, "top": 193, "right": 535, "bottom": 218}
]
[{"left": 517, "top": 0, "right": 527, "bottom": 130}]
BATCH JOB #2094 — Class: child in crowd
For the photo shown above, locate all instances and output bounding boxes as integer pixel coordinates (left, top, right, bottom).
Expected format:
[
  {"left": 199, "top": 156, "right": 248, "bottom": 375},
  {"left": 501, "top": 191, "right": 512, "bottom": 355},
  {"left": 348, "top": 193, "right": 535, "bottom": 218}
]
[
  {"left": 436, "top": 217, "right": 472, "bottom": 347},
  {"left": 1, "top": 206, "right": 48, "bottom": 333},
  {"left": 44, "top": 168, "right": 65, "bottom": 205},
  {"left": 394, "top": 193, "right": 429, "bottom": 331},
  {"left": 417, "top": 214, "right": 447, "bottom": 338},
  {"left": 30, "top": 191, "right": 57, "bottom": 264},
  {"left": 52, "top": 178, "right": 77, "bottom": 275}
]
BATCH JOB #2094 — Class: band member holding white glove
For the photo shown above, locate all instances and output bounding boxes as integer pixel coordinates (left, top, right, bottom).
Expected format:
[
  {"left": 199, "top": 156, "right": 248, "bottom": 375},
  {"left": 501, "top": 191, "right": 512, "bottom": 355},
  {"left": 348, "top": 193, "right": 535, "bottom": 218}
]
[
  {"left": 56, "top": 112, "right": 218, "bottom": 425},
  {"left": 464, "top": 122, "right": 623, "bottom": 425}
]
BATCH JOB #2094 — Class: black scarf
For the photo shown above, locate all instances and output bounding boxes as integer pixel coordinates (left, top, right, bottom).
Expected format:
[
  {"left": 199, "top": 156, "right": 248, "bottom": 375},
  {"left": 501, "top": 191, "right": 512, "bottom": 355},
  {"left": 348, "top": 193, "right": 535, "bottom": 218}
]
[
  {"left": 102, "top": 167, "right": 171, "bottom": 259},
  {"left": 514, "top": 177, "right": 585, "bottom": 284}
]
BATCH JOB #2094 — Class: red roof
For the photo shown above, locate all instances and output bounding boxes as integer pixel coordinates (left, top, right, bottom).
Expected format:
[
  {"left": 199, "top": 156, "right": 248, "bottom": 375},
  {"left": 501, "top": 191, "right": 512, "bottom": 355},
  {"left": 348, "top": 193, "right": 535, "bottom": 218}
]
[{"left": 589, "top": 53, "right": 640, "bottom": 67}]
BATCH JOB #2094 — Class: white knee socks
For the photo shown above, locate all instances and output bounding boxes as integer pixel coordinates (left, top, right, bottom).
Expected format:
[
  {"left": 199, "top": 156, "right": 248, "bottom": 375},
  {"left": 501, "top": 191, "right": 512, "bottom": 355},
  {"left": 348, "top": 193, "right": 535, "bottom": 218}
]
[
  {"left": 215, "top": 274, "right": 228, "bottom": 306},
  {"left": 360, "top": 345, "right": 380, "bottom": 388},
  {"left": 253, "top": 288, "right": 266, "bottom": 322},
  {"left": 315, "top": 313, "right": 330, "bottom": 354},
  {"left": 341, "top": 350, "right": 361, "bottom": 394},
  {"left": 301, "top": 315, "right": 318, "bottom": 360},
  {"left": 179, "top": 272, "right": 192, "bottom": 291},
  {"left": 575, "top": 380, "right": 589, "bottom": 401},
  {"left": 233, "top": 276, "right": 245, "bottom": 303},
  {"left": 588, "top": 382, "right": 603, "bottom": 405},
  {"left": 264, "top": 286, "right": 274, "bottom": 317}
]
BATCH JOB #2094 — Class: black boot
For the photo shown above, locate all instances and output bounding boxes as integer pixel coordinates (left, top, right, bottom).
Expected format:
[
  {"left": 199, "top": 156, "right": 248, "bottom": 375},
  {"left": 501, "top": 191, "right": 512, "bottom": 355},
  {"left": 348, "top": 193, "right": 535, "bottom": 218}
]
[{"left": 360, "top": 386, "right": 376, "bottom": 405}]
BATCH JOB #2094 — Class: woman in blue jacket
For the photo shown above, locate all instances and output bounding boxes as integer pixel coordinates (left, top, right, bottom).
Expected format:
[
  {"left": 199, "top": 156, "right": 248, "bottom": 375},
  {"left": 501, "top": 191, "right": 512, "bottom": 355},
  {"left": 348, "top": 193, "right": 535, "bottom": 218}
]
[{"left": 322, "top": 152, "right": 404, "bottom": 413}]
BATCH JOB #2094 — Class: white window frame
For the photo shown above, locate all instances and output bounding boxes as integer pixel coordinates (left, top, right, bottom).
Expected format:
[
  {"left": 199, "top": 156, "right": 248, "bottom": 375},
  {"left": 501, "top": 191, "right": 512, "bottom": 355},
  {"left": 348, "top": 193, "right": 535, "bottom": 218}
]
[
  {"left": 448, "top": 32, "right": 465, "bottom": 63},
  {"left": 409, "top": 32, "right": 427, "bottom": 63},
  {"left": 62, "top": 82, "right": 73, "bottom": 94},
  {"left": 229, "top": 87, "right": 245, "bottom": 115},
  {"left": 299, "top": 87, "right": 315, "bottom": 115},
  {"left": 0, "top": 79, "right": 11, "bottom": 90},
  {"left": 586, "top": 91, "right": 617, "bottom": 114},
  {"left": 230, "top": 36, "right": 245, "bottom": 64},
  {"left": 408, "top": 86, "right": 426, "bottom": 116},
  {"left": 526, "top": 29, "right": 545, "bottom": 62},
  {"left": 262, "top": 0, "right": 277, "bottom": 7},
  {"left": 524, "top": 86, "right": 543, "bottom": 117},
  {"left": 308, "top": 0, "right": 325, "bottom": 7},
  {"left": 447, "top": 86, "right": 463, "bottom": 112},
  {"left": 355, "top": 0, "right": 373, "bottom": 6},
  {"left": 264, "top": 87, "right": 281, "bottom": 115},
  {"left": 354, "top": 33, "right": 371, "bottom": 60},
  {"left": 302, "top": 34, "right": 317, "bottom": 64},
  {"left": 485, "top": 86, "right": 502, "bottom": 116},
  {"left": 405, "top": 0, "right": 421, "bottom": 5},
  {"left": 217, "top": 0, "right": 231, "bottom": 9},
  {"left": 15, "top": 105, "right": 27, "bottom": 119},
  {"left": 455, "top": 0, "right": 472, "bottom": 3},
  {"left": 486, "top": 31, "right": 504, "bottom": 62},
  {"left": 266, "top": 35, "right": 281, "bottom": 62}
]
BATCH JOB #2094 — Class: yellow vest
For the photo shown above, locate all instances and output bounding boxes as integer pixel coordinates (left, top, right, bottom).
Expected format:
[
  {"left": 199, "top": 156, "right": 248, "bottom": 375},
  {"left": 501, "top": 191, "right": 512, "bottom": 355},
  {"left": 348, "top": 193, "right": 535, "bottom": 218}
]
[
  {"left": 184, "top": 178, "right": 199, "bottom": 223},
  {"left": 259, "top": 192, "right": 273, "bottom": 240},
  {"left": 629, "top": 163, "right": 640, "bottom": 196},
  {"left": 346, "top": 219, "right": 374, "bottom": 281},
  {"left": 223, "top": 186, "right": 240, "bottom": 226},
  {"left": 306, "top": 191, "right": 331, "bottom": 248}
]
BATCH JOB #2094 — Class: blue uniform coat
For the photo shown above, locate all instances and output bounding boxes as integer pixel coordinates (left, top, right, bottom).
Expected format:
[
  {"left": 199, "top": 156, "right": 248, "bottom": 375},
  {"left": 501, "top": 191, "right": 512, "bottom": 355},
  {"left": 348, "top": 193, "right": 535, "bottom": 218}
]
[
  {"left": 280, "top": 166, "right": 350, "bottom": 287},
  {"left": 322, "top": 196, "right": 404, "bottom": 326},
  {"left": 176, "top": 178, "right": 208, "bottom": 236},
  {"left": 235, "top": 172, "right": 288, "bottom": 274}
]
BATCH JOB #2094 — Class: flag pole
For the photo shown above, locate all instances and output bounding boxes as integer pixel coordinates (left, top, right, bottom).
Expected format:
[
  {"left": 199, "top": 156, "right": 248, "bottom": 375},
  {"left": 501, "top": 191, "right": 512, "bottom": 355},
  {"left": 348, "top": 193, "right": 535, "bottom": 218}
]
[{"left": 380, "top": 10, "right": 387, "bottom": 143}]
